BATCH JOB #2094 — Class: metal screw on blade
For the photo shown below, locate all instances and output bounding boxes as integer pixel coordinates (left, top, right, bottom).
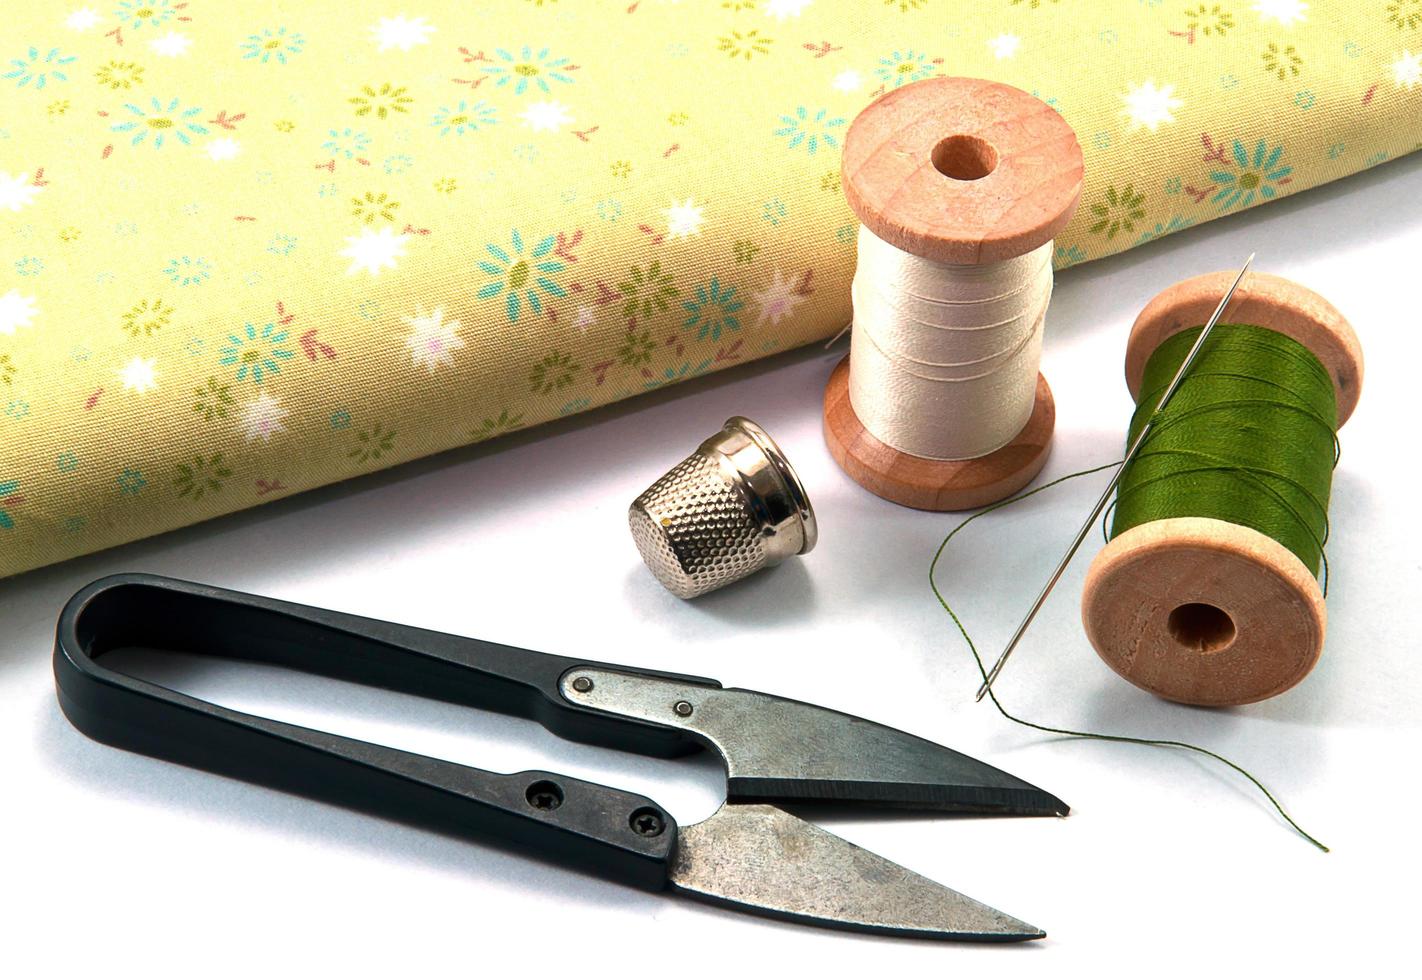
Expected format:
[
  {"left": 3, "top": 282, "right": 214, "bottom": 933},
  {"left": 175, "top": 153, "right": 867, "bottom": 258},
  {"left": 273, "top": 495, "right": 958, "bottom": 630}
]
[
  {"left": 974, "top": 253, "right": 1257, "bottom": 702},
  {"left": 571, "top": 676, "right": 594, "bottom": 693},
  {"left": 674, "top": 700, "right": 694, "bottom": 717},
  {"left": 629, "top": 807, "right": 666, "bottom": 837}
]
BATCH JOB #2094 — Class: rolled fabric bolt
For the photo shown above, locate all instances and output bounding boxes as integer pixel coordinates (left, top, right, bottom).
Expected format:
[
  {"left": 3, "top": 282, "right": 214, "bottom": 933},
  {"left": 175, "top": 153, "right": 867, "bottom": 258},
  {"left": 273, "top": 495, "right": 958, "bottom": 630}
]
[{"left": 629, "top": 417, "right": 817, "bottom": 599}]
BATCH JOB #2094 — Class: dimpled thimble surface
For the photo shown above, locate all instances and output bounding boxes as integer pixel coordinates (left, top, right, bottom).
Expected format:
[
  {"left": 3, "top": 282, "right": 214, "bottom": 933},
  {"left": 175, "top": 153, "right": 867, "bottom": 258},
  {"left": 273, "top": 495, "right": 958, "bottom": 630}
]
[{"left": 629, "top": 417, "right": 817, "bottom": 599}]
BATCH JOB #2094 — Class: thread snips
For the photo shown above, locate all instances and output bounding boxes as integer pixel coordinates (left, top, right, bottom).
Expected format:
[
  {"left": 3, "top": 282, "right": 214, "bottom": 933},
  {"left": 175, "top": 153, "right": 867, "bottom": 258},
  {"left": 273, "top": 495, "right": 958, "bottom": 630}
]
[{"left": 53, "top": 574, "right": 1067, "bottom": 942}]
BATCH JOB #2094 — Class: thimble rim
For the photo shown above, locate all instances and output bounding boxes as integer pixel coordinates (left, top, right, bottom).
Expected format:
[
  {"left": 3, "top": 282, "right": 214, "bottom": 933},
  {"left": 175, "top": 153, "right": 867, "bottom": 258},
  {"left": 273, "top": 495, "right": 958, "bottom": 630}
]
[{"left": 722, "top": 416, "right": 818, "bottom": 555}]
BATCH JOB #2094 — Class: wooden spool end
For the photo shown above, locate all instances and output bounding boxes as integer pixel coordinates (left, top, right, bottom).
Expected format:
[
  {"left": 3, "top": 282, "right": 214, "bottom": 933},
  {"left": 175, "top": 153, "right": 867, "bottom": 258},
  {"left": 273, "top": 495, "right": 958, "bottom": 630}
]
[
  {"left": 1082, "top": 272, "right": 1364, "bottom": 705},
  {"left": 826, "top": 77, "right": 1083, "bottom": 510},
  {"left": 823, "top": 357, "right": 1055, "bottom": 511}
]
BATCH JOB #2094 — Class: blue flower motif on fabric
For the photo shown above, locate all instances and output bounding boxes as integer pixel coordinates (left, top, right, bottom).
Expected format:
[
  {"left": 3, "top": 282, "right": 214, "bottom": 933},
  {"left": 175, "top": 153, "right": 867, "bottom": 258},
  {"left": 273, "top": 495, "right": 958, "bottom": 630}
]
[
  {"left": 219, "top": 321, "right": 295, "bottom": 385},
  {"left": 774, "top": 106, "right": 846, "bottom": 155},
  {"left": 483, "top": 47, "right": 576, "bottom": 96},
  {"left": 116, "top": 469, "right": 146, "bottom": 495},
  {"left": 115, "top": 0, "right": 178, "bottom": 29},
  {"left": 643, "top": 360, "right": 711, "bottom": 391},
  {"left": 112, "top": 97, "right": 209, "bottom": 149},
  {"left": 241, "top": 27, "right": 305, "bottom": 65},
  {"left": 874, "top": 50, "right": 936, "bottom": 89},
  {"left": 164, "top": 255, "right": 212, "bottom": 286},
  {"left": 476, "top": 229, "right": 567, "bottom": 324},
  {"left": 682, "top": 277, "right": 744, "bottom": 342},
  {"left": 57, "top": 452, "right": 79, "bottom": 473},
  {"left": 431, "top": 99, "right": 496, "bottom": 137},
  {"left": 1211, "top": 140, "right": 1293, "bottom": 211},
  {"left": 0, "top": 479, "right": 19, "bottom": 529},
  {"left": 323, "top": 127, "right": 370, "bottom": 160},
  {"left": 3, "top": 47, "right": 77, "bottom": 90}
]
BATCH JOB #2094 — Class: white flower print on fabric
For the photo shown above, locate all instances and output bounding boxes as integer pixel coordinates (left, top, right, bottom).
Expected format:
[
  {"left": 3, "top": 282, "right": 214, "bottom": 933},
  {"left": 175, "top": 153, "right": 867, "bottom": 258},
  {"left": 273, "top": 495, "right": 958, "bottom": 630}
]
[
  {"left": 1121, "top": 80, "right": 1182, "bottom": 132},
  {"left": 119, "top": 356, "right": 159, "bottom": 394},
  {"left": 520, "top": 100, "right": 573, "bottom": 132},
  {"left": 1394, "top": 50, "right": 1422, "bottom": 90},
  {"left": 765, "top": 0, "right": 813, "bottom": 19},
  {"left": 753, "top": 269, "right": 806, "bottom": 326},
  {"left": 0, "top": 171, "right": 41, "bottom": 211},
  {"left": 1252, "top": 0, "right": 1308, "bottom": 26},
  {"left": 832, "top": 69, "right": 862, "bottom": 93},
  {"left": 371, "top": 15, "right": 435, "bottom": 52},
  {"left": 0, "top": 290, "right": 38, "bottom": 335},
  {"left": 149, "top": 32, "right": 192, "bottom": 58},
  {"left": 989, "top": 34, "right": 1021, "bottom": 60},
  {"left": 402, "top": 307, "right": 464, "bottom": 372},
  {"left": 341, "top": 227, "right": 410, "bottom": 276},
  {"left": 663, "top": 198, "right": 705, "bottom": 240},
  {"left": 206, "top": 138, "right": 241, "bottom": 161},
  {"left": 239, "top": 391, "right": 289, "bottom": 441},
  {"left": 64, "top": 8, "right": 101, "bottom": 31}
]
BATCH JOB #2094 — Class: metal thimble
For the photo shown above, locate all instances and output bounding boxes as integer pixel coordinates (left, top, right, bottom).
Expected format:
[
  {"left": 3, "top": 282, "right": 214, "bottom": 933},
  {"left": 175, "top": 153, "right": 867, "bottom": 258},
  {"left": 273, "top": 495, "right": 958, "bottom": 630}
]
[{"left": 629, "top": 417, "right": 817, "bottom": 599}]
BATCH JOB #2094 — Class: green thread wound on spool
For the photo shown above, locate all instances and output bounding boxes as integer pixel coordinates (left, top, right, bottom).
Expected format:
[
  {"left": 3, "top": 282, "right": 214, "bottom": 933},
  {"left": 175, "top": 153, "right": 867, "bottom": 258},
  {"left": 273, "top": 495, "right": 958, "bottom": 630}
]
[{"left": 1108, "top": 323, "right": 1339, "bottom": 578}]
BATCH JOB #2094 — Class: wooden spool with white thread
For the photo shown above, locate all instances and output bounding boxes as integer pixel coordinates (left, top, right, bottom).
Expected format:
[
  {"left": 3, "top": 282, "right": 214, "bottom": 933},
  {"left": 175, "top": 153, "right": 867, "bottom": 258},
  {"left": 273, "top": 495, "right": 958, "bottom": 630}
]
[
  {"left": 1081, "top": 272, "right": 1364, "bottom": 706},
  {"left": 823, "top": 77, "right": 1084, "bottom": 510}
]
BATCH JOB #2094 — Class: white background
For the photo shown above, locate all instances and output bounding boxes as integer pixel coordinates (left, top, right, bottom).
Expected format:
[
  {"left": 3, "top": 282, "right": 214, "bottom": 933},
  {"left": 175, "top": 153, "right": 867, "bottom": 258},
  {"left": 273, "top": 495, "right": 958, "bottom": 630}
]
[{"left": 4, "top": 154, "right": 1420, "bottom": 977}]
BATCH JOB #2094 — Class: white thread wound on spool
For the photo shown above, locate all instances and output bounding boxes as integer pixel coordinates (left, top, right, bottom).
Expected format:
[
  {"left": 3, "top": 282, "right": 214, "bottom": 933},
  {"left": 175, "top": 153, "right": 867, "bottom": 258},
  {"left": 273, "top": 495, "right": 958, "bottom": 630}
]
[{"left": 848, "top": 225, "right": 1054, "bottom": 461}]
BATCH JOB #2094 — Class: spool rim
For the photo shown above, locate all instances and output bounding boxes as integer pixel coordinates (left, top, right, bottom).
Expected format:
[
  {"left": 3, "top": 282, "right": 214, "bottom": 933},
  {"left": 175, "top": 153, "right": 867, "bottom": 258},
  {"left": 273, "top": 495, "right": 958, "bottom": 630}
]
[
  {"left": 823, "top": 357, "right": 1054, "bottom": 511},
  {"left": 1081, "top": 516, "right": 1327, "bottom": 706},
  {"left": 1126, "top": 271, "right": 1363, "bottom": 426},
  {"left": 840, "top": 77, "right": 1084, "bottom": 265}
]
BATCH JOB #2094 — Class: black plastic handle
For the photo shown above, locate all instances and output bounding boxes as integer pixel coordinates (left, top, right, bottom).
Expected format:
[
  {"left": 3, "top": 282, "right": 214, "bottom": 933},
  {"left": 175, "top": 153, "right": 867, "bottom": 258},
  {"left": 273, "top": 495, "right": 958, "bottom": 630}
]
[{"left": 51, "top": 574, "right": 722, "bottom": 890}]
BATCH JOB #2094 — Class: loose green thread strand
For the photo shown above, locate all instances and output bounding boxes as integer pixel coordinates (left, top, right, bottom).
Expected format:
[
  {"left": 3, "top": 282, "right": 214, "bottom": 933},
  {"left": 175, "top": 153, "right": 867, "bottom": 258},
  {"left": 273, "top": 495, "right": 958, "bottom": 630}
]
[
  {"left": 928, "top": 465, "right": 1329, "bottom": 852},
  {"left": 1111, "top": 324, "right": 1339, "bottom": 580}
]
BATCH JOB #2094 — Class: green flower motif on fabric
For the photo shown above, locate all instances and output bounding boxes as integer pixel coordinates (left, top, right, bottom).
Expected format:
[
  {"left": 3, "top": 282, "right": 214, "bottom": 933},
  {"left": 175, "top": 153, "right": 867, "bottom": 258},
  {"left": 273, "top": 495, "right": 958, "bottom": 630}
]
[
  {"left": 477, "top": 230, "right": 568, "bottom": 324},
  {"left": 4, "top": 47, "right": 77, "bottom": 90},
  {"left": 351, "top": 190, "right": 400, "bottom": 224},
  {"left": 1387, "top": 0, "right": 1422, "bottom": 32},
  {"left": 1211, "top": 140, "right": 1293, "bottom": 210},
  {"left": 95, "top": 60, "right": 144, "bottom": 90},
  {"left": 875, "top": 50, "right": 937, "bottom": 89},
  {"left": 0, "top": 354, "right": 15, "bottom": 387},
  {"left": 1184, "top": 4, "right": 1235, "bottom": 37},
  {"left": 193, "top": 377, "right": 235, "bottom": 422},
  {"left": 682, "top": 278, "right": 744, "bottom": 342},
  {"left": 774, "top": 106, "right": 846, "bottom": 155},
  {"left": 886, "top": 0, "right": 928, "bottom": 10},
  {"left": 241, "top": 27, "right": 305, "bottom": 65},
  {"left": 349, "top": 423, "right": 396, "bottom": 464},
  {"left": 618, "top": 262, "right": 678, "bottom": 321},
  {"left": 718, "top": 30, "right": 773, "bottom": 61},
  {"left": 350, "top": 82, "right": 413, "bottom": 120},
  {"left": 482, "top": 47, "right": 577, "bottom": 96},
  {"left": 112, "top": 97, "right": 209, "bottom": 149},
  {"left": 220, "top": 322, "right": 295, "bottom": 385},
  {"left": 529, "top": 351, "right": 581, "bottom": 394},
  {"left": 617, "top": 328, "right": 656, "bottom": 366},
  {"left": 1088, "top": 184, "right": 1147, "bottom": 239},
  {"left": 733, "top": 241, "right": 760, "bottom": 264},
  {"left": 470, "top": 409, "right": 525, "bottom": 442},
  {"left": 0, "top": 480, "right": 19, "bottom": 529},
  {"left": 121, "top": 297, "right": 174, "bottom": 337},
  {"left": 115, "top": 1, "right": 178, "bottom": 30},
  {"left": 1010, "top": 0, "right": 1058, "bottom": 7},
  {"left": 1262, "top": 43, "right": 1303, "bottom": 80},
  {"left": 174, "top": 454, "right": 233, "bottom": 501},
  {"left": 431, "top": 99, "right": 496, "bottom": 136}
]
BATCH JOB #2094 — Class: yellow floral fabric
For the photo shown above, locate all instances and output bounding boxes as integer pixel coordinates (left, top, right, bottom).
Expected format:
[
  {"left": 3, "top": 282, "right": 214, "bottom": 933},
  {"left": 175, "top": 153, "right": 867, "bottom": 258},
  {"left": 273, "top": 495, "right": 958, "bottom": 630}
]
[{"left": 2, "top": 1, "right": 1418, "bottom": 578}]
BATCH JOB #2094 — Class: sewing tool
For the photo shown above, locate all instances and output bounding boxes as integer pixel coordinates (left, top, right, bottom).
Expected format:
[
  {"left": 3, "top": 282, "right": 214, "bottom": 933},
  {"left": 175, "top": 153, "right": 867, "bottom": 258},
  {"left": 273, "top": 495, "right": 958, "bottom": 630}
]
[
  {"left": 976, "top": 256, "right": 1254, "bottom": 701},
  {"left": 629, "top": 417, "right": 815, "bottom": 599},
  {"left": 1081, "top": 271, "right": 1362, "bottom": 705},
  {"left": 55, "top": 574, "right": 1068, "bottom": 941},
  {"left": 823, "top": 77, "right": 1083, "bottom": 510}
]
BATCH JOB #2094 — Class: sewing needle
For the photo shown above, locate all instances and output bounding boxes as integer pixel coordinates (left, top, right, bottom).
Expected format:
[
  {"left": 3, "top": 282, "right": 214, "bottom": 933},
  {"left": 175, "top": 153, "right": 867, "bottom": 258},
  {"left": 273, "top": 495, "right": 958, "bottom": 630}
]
[{"left": 974, "top": 253, "right": 1256, "bottom": 702}]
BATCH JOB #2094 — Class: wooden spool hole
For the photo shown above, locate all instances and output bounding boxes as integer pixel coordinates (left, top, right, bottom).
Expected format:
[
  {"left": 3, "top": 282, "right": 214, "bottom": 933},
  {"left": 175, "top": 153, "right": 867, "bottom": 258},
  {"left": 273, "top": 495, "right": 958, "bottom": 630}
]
[
  {"left": 1081, "top": 272, "right": 1364, "bottom": 705},
  {"left": 930, "top": 134, "right": 998, "bottom": 181}
]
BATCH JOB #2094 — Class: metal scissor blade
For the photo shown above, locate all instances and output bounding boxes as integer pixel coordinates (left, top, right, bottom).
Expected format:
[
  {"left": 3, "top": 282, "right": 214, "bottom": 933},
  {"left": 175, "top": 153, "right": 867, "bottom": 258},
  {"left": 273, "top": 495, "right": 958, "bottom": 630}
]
[
  {"left": 669, "top": 804, "right": 1044, "bottom": 941},
  {"left": 562, "top": 670, "right": 1067, "bottom": 815}
]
